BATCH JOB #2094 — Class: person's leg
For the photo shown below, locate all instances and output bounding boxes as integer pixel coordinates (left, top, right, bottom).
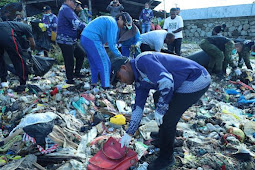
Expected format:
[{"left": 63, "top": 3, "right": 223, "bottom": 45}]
[
  {"left": 93, "top": 42, "right": 111, "bottom": 88},
  {"left": 148, "top": 85, "right": 210, "bottom": 169},
  {"left": 167, "top": 39, "right": 175, "bottom": 54},
  {"left": 0, "top": 48, "right": 7, "bottom": 82},
  {"left": 175, "top": 38, "right": 182, "bottom": 56},
  {"left": 121, "top": 46, "right": 130, "bottom": 57},
  {"left": 141, "top": 24, "right": 145, "bottom": 34},
  {"left": 5, "top": 37, "right": 28, "bottom": 85},
  {"left": 145, "top": 23, "right": 151, "bottom": 33},
  {"left": 241, "top": 47, "right": 253, "bottom": 70},
  {"left": 80, "top": 36, "right": 99, "bottom": 85},
  {"left": 58, "top": 43, "right": 75, "bottom": 83},
  {"left": 199, "top": 40, "right": 224, "bottom": 74},
  {"left": 73, "top": 43, "right": 86, "bottom": 75}
]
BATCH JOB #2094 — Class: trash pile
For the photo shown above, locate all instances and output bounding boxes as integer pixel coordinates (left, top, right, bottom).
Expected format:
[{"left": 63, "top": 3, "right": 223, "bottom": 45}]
[{"left": 0, "top": 47, "right": 255, "bottom": 170}]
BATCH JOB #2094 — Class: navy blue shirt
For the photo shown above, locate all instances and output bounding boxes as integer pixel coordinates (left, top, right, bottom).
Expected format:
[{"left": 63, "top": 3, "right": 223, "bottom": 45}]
[
  {"left": 126, "top": 52, "right": 211, "bottom": 135},
  {"left": 57, "top": 4, "right": 86, "bottom": 45}
]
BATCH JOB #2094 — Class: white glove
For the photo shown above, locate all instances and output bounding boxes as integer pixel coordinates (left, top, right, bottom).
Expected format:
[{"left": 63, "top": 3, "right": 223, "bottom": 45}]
[
  {"left": 1, "top": 82, "right": 9, "bottom": 88},
  {"left": 120, "top": 133, "right": 131, "bottom": 148},
  {"left": 234, "top": 68, "right": 242, "bottom": 76},
  {"left": 154, "top": 111, "right": 164, "bottom": 126}
]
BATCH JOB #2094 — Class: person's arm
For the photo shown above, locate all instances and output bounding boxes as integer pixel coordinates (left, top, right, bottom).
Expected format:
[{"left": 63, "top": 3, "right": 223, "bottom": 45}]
[
  {"left": 52, "top": 15, "right": 58, "bottom": 28},
  {"left": 107, "top": 24, "right": 122, "bottom": 57},
  {"left": 173, "top": 17, "right": 183, "bottom": 33},
  {"left": 106, "top": 4, "right": 112, "bottom": 11},
  {"left": 134, "top": 28, "right": 141, "bottom": 45},
  {"left": 126, "top": 87, "right": 149, "bottom": 135},
  {"left": 172, "top": 27, "right": 183, "bottom": 33},
  {"left": 119, "top": 4, "right": 124, "bottom": 11},
  {"left": 28, "top": 37, "right": 36, "bottom": 50},
  {"left": 154, "top": 41, "right": 163, "bottom": 52},
  {"left": 137, "top": 56, "right": 175, "bottom": 116},
  {"left": 65, "top": 7, "right": 86, "bottom": 31},
  {"left": 163, "top": 19, "right": 168, "bottom": 31},
  {"left": 149, "top": 10, "right": 154, "bottom": 20},
  {"left": 139, "top": 10, "right": 143, "bottom": 21}
]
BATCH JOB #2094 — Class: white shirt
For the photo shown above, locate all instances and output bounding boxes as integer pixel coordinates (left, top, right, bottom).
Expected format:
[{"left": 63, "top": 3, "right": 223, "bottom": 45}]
[
  {"left": 140, "top": 30, "right": 168, "bottom": 52},
  {"left": 163, "top": 15, "right": 183, "bottom": 39}
]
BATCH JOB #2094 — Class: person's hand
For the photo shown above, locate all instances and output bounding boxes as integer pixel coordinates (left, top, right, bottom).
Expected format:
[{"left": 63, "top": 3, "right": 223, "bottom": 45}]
[
  {"left": 234, "top": 68, "right": 242, "bottom": 76},
  {"left": 154, "top": 111, "right": 163, "bottom": 126},
  {"left": 120, "top": 133, "right": 131, "bottom": 148},
  {"left": 110, "top": 1, "right": 113, "bottom": 5}
]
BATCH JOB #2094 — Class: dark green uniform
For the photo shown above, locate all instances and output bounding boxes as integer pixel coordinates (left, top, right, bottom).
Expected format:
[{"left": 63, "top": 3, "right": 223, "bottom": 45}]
[
  {"left": 237, "top": 40, "right": 254, "bottom": 70},
  {"left": 199, "top": 36, "right": 235, "bottom": 74}
]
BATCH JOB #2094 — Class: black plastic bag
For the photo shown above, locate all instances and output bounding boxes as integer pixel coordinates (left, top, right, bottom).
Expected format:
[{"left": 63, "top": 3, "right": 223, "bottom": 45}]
[
  {"left": 185, "top": 50, "right": 210, "bottom": 68},
  {"left": 5, "top": 51, "right": 55, "bottom": 77},
  {"left": 30, "top": 55, "right": 56, "bottom": 76}
]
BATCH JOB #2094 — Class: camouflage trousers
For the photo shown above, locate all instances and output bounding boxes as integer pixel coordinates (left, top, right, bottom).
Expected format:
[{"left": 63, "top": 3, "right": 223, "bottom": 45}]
[
  {"left": 238, "top": 47, "right": 253, "bottom": 70},
  {"left": 199, "top": 39, "right": 234, "bottom": 73},
  {"left": 199, "top": 39, "right": 224, "bottom": 73}
]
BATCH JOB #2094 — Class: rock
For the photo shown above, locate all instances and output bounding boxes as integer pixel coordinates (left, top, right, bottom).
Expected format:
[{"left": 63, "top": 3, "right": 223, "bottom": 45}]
[{"left": 243, "top": 24, "right": 250, "bottom": 31}]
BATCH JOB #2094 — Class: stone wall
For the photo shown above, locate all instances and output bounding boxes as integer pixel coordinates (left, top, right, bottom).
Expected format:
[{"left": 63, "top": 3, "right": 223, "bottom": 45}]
[{"left": 183, "top": 16, "right": 255, "bottom": 42}]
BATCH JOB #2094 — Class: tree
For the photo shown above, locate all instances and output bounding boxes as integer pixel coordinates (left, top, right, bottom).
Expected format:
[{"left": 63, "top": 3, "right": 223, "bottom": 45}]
[{"left": 0, "top": 0, "right": 19, "bottom": 7}]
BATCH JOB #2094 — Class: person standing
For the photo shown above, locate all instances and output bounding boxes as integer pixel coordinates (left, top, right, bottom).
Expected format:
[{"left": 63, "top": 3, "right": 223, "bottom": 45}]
[
  {"left": 57, "top": 0, "right": 86, "bottom": 84},
  {"left": 110, "top": 52, "right": 211, "bottom": 169},
  {"left": 106, "top": 0, "right": 124, "bottom": 17},
  {"left": 80, "top": 13, "right": 128, "bottom": 88},
  {"left": 0, "top": 21, "right": 36, "bottom": 88},
  {"left": 163, "top": 8, "right": 184, "bottom": 56},
  {"left": 139, "top": 2, "right": 154, "bottom": 33},
  {"left": 42, "top": 6, "right": 58, "bottom": 42}
]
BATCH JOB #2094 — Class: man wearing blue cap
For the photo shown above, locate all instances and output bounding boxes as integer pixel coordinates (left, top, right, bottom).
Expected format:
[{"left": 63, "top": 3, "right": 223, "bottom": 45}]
[{"left": 111, "top": 52, "right": 211, "bottom": 169}]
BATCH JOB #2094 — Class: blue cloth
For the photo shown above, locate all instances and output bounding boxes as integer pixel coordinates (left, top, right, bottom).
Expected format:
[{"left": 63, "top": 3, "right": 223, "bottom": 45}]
[
  {"left": 80, "top": 35, "right": 111, "bottom": 87},
  {"left": 139, "top": 9, "right": 153, "bottom": 24},
  {"left": 126, "top": 52, "right": 211, "bottom": 135},
  {"left": 56, "top": 4, "right": 86, "bottom": 45},
  {"left": 121, "top": 30, "right": 141, "bottom": 57},
  {"left": 81, "top": 16, "right": 121, "bottom": 57},
  {"left": 42, "top": 13, "right": 58, "bottom": 36}
]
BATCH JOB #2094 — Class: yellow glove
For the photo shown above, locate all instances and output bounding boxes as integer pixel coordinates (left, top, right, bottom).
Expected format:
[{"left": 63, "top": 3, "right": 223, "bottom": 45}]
[{"left": 38, "top": 23, "right": 46, "bottom": 32}]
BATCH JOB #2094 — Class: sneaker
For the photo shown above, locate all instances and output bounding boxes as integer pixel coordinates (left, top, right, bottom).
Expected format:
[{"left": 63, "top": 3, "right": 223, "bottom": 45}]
[
  {"left": 66, "top": 79, "right": 75, "bottom": 84},
  {"left": 73, "top": 73, "right": 86, "bottom": 78},
  {"left": 1, "top": 82, "right": 9, "bottom": 88},
  {"left": 148, "top": 156, "right": 176, "bottom": 170}
]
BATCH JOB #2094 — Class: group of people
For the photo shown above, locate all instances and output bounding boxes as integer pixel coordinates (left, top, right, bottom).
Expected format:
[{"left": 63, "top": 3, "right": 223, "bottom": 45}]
[{"left": 0, "top": 1, "right": 254, "bottom": 169}]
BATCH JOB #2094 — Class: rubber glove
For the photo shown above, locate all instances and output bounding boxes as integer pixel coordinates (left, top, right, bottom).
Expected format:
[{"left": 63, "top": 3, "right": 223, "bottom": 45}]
[
  {"left": 155, "top": 111, "right": 163, "bottom": 126},
  {"left": 234, "top": 68, "right": 242, "bottom": 76},
  {"left": 120, "top": 133, "right": 131, "bottom": 148}
]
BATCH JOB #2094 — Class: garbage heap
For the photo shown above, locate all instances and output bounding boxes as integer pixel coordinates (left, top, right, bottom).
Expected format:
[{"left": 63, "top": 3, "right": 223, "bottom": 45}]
[{"left": 0, "top": 53, "right": 255, "bottom": 170}]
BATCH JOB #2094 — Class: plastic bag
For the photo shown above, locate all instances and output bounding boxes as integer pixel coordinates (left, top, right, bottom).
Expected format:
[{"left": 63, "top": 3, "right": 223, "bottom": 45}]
[{"left": 30, "top": 54, "right": 56, "bottom": 76}]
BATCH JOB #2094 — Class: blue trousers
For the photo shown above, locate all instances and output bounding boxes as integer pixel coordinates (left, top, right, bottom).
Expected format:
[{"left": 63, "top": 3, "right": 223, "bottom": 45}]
[
  {"left": 142, "top": 23, "right": 151, "bottom": 33},
  {"left": 80, "top": 35, "right": 110, "bottom": 88}
]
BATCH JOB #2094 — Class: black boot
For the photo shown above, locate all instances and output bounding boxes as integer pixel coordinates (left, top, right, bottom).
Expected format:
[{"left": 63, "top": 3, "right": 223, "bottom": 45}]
[{"left": 148, "top": 155, "right": 175, "bottom": 170}]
